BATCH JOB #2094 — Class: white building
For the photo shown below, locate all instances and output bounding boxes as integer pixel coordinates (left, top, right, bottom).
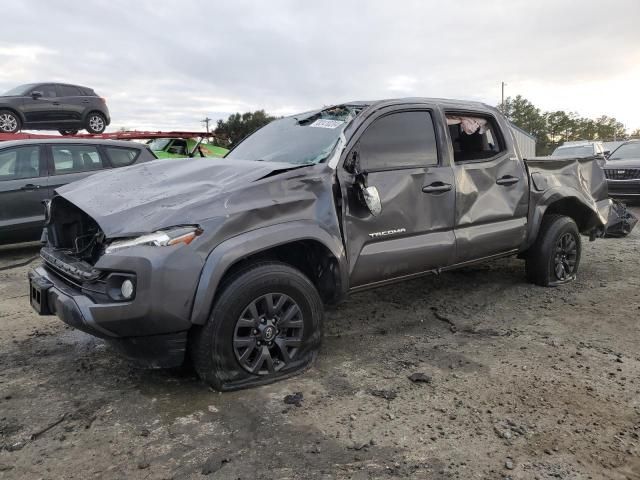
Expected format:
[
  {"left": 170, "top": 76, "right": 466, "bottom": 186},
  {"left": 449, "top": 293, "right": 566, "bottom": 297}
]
[{"left": 510, "top": 123, "right": 537, "bottom": 158}]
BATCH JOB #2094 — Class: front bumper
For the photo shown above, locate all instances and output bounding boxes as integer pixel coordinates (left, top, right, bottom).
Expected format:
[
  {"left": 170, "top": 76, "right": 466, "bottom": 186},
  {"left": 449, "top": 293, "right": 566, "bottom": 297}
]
[
  {"left": 607, "top": 180, "right": 640, "bottom": 198},
  {"left": 29, "top": 255, "right": 196, "bottom": 368}
]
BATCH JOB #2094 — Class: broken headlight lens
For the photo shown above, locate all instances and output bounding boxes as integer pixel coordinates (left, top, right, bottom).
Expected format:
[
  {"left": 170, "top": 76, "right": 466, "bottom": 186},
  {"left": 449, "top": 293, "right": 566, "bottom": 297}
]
[{"left": 104, "top": 226, "right": 202, "bottom": 254}]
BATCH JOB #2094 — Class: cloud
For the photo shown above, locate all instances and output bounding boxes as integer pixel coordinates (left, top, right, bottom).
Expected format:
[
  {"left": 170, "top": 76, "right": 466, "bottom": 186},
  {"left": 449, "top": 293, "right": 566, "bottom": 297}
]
[{"left": 1, "top": 0, "right": 639, "bottom": 131}]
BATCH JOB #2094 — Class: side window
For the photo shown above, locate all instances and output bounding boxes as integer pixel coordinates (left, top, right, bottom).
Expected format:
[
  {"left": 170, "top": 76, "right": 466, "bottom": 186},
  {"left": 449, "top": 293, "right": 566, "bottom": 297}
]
[
  {"left": 52, "top": 145, "right": 103, "bottom": 175},
  {"left": 359, "top": 111, "right": 438, "bottom": 170},
  {"left": 38, "top": 85, "right": 57, "bottom": 98},
  {"left": 0, "top": 146, "right": 41, "bottom": 181},
  {"left": 106, "top": 147, "right": 140, "bottom": 167},
  {"left": 57, "top": 85, "right": 82, "bottom": 97},
  {"left": 446, "top": 114, "right": 505, "bottom": 163}
]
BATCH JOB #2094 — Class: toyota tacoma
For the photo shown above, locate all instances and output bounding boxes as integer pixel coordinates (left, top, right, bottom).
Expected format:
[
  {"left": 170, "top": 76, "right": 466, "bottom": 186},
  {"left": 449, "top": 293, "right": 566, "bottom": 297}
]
[{"left": 28, "top": 98, "right": 611, "bottom": 390}]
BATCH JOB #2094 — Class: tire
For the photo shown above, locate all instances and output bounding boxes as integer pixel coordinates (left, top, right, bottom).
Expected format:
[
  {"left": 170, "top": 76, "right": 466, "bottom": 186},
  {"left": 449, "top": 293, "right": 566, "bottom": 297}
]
[
  {"left": 190, "top": 262, "right": 324, "bottom": 391},
  {"left": 59, "top": 129, "right": 78, "bottom": 136},
  {"left": 525, "top": 215, "right": 581, "bottom": 287},
  {"left": 0, "top": 110, "right": 21, "bottom": 133},
  {"left": 85, "top": 112, "right": 106, "bottom": 134}
]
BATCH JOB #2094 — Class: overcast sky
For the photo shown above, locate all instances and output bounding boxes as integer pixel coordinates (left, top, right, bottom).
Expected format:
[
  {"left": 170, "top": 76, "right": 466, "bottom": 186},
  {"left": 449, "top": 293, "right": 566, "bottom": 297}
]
[{"left": 1, "top": 0, "right": 639, "bottom": 132}]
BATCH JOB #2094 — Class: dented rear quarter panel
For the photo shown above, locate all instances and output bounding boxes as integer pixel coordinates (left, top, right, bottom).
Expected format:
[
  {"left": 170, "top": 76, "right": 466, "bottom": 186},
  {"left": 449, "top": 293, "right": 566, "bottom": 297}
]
[{"left": 524, "top": 156, "right": 611, "bottom": 247}]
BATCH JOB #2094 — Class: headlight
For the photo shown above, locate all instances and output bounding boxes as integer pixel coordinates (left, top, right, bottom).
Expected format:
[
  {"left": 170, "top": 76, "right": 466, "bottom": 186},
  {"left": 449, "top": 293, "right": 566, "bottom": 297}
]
[{"left": 104, "top": 226, "right": 202, "bottom": 254}]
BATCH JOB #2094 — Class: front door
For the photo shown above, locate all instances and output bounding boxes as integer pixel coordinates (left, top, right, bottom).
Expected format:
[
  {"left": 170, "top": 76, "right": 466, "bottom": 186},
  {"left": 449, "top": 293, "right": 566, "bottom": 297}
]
[
  {"left": 337, "top": 107, "right": 456, "bottom": 290},
  {"left": 445, "top": 111, "right": 529, "bottom": 263},
  {"left": 22, "top": 84, "right": 61, "bottom": 125},
  {"left": 0, "top": 145, "right": 48, "bottom": 243}
]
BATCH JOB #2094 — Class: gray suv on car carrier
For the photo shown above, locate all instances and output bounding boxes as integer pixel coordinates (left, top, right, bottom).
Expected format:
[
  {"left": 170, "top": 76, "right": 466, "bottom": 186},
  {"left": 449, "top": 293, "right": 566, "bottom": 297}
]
[{"left": 0, "top": 83, "right": 110, "bottom": 135}]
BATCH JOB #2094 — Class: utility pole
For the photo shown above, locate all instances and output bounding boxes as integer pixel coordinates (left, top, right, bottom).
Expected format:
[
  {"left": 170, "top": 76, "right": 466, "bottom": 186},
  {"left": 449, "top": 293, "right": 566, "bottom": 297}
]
[
  {"left": 501, "top": 82, "right": 506, "bottom": 111},
  {"left": 201, "top": 116, "right": 212, "bottom": 134}
]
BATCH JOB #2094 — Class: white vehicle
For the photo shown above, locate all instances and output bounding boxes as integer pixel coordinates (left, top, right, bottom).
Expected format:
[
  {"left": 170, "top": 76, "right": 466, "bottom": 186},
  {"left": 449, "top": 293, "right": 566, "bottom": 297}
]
[{"left": 551, "top": 141, "right": 609, "bottom": 159}]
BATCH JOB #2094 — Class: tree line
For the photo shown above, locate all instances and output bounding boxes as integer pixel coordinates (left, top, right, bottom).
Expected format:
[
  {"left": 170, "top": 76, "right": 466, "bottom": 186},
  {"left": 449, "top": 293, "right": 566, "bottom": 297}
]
[{"left": 498, "top": 95, "right": 639, "bottom": 155}]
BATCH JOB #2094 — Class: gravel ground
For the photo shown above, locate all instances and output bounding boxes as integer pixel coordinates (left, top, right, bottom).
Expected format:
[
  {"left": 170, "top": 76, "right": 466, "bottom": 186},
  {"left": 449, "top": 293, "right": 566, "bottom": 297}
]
[{"left": 1, "top": 209, "right": 639, "bottom": 479}]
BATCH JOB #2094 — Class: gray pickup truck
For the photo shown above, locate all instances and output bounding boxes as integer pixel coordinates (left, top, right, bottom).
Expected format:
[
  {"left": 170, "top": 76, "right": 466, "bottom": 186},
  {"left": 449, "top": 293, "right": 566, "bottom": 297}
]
[{"left": 28, "top": 98, "right": 610, "bottom": 390}]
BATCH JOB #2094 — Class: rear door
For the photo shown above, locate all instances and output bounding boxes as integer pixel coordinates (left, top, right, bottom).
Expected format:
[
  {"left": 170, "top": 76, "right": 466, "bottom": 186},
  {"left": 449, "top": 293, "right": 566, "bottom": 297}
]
[
  {"left": 0, "top": 145, "right": 48, "bottom": 243},
  {"left": 46, "top": 144, "right": 109, "bottom": 196},
  {"left": 55, "top": 84, "right": 86, "bottom": 125},
  {"left": 337, "top": 105, "right": 457, "bottom": 289},
  {"left": 444, "top": 110, "right": 529, "bottom": 263}
]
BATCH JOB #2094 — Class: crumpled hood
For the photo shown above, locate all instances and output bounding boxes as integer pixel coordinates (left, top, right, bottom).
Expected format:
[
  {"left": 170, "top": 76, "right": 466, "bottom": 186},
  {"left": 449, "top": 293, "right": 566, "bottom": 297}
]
[{"left": 56, "top": 157, "right": 299, "bottom": 237}]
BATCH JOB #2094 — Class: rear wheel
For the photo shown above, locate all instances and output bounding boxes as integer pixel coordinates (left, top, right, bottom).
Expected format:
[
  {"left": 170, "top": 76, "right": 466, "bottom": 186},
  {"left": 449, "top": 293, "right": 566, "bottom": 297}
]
[
  {"left": 85, "top": 113, "right": 106, "bottom": 134},
  {"left": 525, "top": 215, "right": 581, "bottom": 286},
  {"left": 0, "top": 110, "right": 20, "bottom": 133},
  {"left": 59, "top": 129, "right": 78, "bottom": 136},
  {"left": 190, "top": 262, "right": 324, "bottom": 391}
]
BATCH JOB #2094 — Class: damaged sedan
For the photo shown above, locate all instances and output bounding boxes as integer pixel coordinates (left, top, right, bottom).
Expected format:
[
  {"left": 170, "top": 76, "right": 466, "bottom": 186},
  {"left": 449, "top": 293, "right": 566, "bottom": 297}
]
[{"left": 28, "top": 98, "right": 611, "bottom": 390}]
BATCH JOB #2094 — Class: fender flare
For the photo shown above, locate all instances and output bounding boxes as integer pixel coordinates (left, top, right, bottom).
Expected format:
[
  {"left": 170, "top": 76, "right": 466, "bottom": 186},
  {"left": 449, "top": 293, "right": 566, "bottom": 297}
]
[
  {"left": 526, "top": 187, "right": 608, "bottom": 249},
  {"left": 189, "top": 221, "right": 348, "bottom": 325}
]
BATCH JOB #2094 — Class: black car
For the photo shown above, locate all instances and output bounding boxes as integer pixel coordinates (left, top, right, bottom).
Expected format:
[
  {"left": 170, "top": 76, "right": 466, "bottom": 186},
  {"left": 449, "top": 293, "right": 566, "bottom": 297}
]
[
  {"left": 0, "top": 139, "right": 156, "bottom": 245},
  {"left": 0, "top": 83, "right": 111, "bottom": 135},
  {"left": 603, "top": 140, "right": 640, "bottom": 200}
]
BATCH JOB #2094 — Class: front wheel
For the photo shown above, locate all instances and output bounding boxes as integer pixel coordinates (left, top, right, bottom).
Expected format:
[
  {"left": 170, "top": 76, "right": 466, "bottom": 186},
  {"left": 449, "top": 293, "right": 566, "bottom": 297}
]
[
  {"left": 190, "top": 262, "right": 324, "bottom": 391},
  {"left": 0, "top": 110, "right": 20, "bottom": 133},
  {"left": 525, "top": 215, "right": 581, "bottom": 287},
  {"left": 85, "top": 113, "right": 106, "bottom": 134}
]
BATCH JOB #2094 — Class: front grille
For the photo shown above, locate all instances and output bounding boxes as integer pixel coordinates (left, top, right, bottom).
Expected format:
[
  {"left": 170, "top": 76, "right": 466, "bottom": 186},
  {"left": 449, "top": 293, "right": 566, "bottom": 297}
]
[
  {"left": 41, "top": 247, "right": 101, "bottom": 284},
  {"left": 604, "top": 168, "right": 640, "bottom": 180}
]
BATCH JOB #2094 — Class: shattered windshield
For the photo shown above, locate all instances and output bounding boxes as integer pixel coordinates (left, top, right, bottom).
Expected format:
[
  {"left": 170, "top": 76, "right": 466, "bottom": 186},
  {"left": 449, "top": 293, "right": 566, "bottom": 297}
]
[
  {"left": 226, "top": 105, "right": 363, "bottom": 165},
  {"left": 551, "top": 145, "right": 594, "bottom": 157},
  {"left": 609, "top": 142, "right": 640, "bottom": 160}
]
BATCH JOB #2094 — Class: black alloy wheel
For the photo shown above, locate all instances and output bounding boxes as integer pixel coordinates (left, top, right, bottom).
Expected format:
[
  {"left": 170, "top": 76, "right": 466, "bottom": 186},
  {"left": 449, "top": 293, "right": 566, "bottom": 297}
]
[
  {"left": 189, "top": 262, "right": 323, "bottom": 391},
  {"left": 553, "top": 232, "right": 578, "bottom": 281},
  {"left": 233, "top": 293, "right": 304, "bottom": 375},
  {"left": 525, "top": 214, "right": 581, "bottom": 287}
]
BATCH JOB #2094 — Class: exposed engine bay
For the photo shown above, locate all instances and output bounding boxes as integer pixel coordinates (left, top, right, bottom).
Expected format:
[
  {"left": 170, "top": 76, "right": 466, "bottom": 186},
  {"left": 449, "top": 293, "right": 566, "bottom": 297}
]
[{"left": 45, "top": 196, "right": 105, "bottom": 265}]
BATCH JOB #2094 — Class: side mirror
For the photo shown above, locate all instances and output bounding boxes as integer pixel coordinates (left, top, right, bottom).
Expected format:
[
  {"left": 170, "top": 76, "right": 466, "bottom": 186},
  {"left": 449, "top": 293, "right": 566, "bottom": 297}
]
[
  {"left": 346, "top": 149, "right": 383, "bottom": 216},
  {"left": 362, "top": 185, "right": 382, "bottom": 216},
  {"left": 31, "top": 91, "right": 43, "bottom": 99},
  {"left": 603, "top": 150, "right": 611, "bottom": 158}
]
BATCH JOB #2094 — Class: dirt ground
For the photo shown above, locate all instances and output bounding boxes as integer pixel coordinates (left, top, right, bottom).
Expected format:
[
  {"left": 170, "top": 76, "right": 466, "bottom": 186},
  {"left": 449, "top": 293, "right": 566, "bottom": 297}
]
[{"left": 1, "top": 210, "right": 639, "bottom": 480}]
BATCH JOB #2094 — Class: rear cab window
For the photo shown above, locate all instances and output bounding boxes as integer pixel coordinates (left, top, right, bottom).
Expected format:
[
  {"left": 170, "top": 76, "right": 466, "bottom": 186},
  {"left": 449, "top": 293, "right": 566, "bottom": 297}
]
[
  {"left": 0, "top": 146, "right": 43, "bottom": 181},
  {"left": 446, "top": 113, "right": 505, "bottom": 163},
  {"left": 52, "top": 145, "right": 104, "bottom": 174}
]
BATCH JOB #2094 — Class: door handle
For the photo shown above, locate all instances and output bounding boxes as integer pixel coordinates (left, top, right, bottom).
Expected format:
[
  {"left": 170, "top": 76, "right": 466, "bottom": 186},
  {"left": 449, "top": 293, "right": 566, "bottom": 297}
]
[
  {"left": 422, "top": 182, "right": 452, "bottom": 194},
  {"left": 82, "top": 100, "right": 90, "bottom": 104},
  {"left": 20, "top": 184, "right": 41, "bottom": 191},
  {"left": 496, "top": 175, "right": 519, "bottom": 186},
  {"left": 52, "top": 102, "right": 60, "bottom": 106}
]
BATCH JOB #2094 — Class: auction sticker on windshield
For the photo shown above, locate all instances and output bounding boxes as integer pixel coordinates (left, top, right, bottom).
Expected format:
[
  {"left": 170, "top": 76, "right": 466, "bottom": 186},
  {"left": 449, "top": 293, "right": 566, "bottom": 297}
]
[{"left": 310, "top": 119, "right": 344, "bottom": 129}]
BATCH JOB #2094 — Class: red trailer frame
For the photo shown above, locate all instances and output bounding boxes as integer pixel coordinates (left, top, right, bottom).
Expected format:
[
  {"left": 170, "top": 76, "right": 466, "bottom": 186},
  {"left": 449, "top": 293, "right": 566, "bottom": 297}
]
[{"left": 0, "top": 131, "right": 221, "bottom": 142}]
